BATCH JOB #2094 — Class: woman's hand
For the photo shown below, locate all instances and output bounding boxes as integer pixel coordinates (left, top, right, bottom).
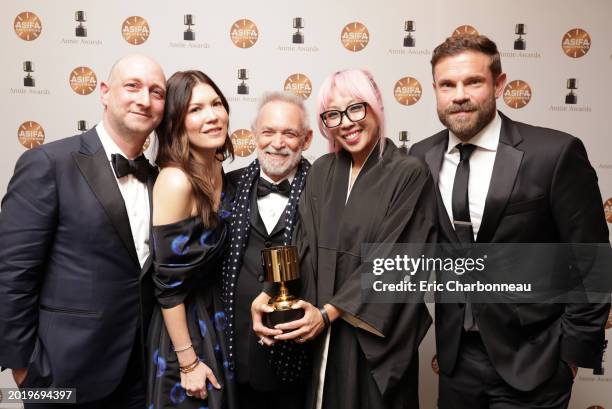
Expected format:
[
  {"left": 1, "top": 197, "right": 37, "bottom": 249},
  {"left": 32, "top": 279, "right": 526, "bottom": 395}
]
[
  {"left": 273, "top": 301, "right": 335, "bottom": 342},
  {"left": 251, "top": 291, "right": 282, "bottom": 346},
  {"left": 180, "top": 361, "right": 221, "bottom": 400},
  {"left": 11, "top": 368, "right": 28, "bottom": 387}
]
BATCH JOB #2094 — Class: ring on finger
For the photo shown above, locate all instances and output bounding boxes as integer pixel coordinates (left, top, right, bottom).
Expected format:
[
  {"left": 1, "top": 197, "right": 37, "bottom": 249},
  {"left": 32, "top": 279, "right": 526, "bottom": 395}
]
[{"left": 258, "top": 337, "right": 265, "bottom": 345}]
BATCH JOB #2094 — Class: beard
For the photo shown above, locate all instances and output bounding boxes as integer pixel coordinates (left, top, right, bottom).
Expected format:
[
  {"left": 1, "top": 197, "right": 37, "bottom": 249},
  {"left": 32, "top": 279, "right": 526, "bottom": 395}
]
[
  {"left": 437, "top": 96, "right": 496, "bottom": 141},
  {"left": 258, "top": 146, "right": 302, "bottom": 179}
]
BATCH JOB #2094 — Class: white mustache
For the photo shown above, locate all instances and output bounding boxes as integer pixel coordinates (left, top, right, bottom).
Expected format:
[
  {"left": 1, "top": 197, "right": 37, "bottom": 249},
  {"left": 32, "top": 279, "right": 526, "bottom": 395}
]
[{"left": 263, "top": 147, "right": 291, "bottom": 156}]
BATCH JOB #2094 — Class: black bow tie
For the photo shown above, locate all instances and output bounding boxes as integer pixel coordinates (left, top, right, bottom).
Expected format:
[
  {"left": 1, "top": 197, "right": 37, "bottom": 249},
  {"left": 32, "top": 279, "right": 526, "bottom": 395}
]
[
  {"left": 257, "top": 178, "right": 291, "bottom": 198},
  {"left": 111, "top": 153, "right": 154, "bottom": 183}
]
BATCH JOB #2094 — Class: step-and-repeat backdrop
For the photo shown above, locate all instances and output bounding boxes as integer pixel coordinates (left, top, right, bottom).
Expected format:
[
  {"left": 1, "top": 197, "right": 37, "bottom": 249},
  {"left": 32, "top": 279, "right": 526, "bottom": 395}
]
[{"left": 1, "top": 1, "right": 611, "bottom": 408}]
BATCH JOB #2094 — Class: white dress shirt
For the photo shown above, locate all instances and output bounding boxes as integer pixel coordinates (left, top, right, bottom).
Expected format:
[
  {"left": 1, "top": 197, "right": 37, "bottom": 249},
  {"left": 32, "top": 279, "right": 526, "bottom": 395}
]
[
  {"left": 97, "top": 122, "right": 151, "bottom": 267},
  {"left": 257, "top": 168, "right": 296, "bottom": 234},
  {"left": 438, "top": 112, "right": 502, "bottom": 240}
]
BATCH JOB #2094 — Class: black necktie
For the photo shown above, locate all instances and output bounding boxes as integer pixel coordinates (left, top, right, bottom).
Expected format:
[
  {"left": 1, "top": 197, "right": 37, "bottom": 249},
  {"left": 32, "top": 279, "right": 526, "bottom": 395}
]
[
  {"left": 111, "top": 153, "right": 154, "bottom": 183},
  {"left": 451, "top": 144, "right": 477, "bottom": 243},
  {"left": 451, "top": 143, "right": 477, "bottom": 331},
  {"left": 257, "top": 178, "right": 291, "bottom": 198}
]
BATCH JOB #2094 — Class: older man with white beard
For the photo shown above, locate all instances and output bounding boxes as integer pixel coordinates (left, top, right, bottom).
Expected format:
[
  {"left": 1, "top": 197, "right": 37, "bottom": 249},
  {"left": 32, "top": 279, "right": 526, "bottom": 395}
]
[{"left": 222, "top": 92, "right": 312, "bottom": 409}]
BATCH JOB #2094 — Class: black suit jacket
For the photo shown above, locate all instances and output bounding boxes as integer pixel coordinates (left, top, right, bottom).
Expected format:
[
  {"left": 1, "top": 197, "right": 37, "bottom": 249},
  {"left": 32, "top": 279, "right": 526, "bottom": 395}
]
[
  {"left": 0, "top": 128, "right": 155, "bottom": 402},
  {"left": 409, "top": 112, "right": 610, "bottom": 391},
  {"left": 226, "top": 168, "right": 299, "bottom": 391}
]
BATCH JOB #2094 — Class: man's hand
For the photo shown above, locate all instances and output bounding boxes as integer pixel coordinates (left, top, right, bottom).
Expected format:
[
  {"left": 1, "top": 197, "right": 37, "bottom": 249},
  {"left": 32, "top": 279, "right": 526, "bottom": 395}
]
[
  {"left": 569, "top": 363, "right": 578, "bottom": 378},
  {"left": 11, "top": 368, "right": 28, "bottom": 387},
  {"left": 273, "top": 300, "right": 328, "bottom": 342},
  {"left": 251, "top": 291, "right": 282, "bottom": 346}
]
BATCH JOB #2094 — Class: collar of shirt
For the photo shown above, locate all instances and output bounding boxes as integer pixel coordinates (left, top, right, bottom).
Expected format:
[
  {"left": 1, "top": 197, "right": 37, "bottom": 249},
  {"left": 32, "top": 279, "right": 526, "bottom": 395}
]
[
  {"left": 447, "top": 111, "right": 502, "bottom": 154},
  {"left": 95, "top": 123, "right": 151, "bottom": 267},
  {"left": 97, "top": 121, "right": 155, "bottom": 165},
  {"left": 257, "top": 167, "right": 297, "bottom": 234},
  {"left": 259, "top": 166, "right": 296, "bottom": 185}
]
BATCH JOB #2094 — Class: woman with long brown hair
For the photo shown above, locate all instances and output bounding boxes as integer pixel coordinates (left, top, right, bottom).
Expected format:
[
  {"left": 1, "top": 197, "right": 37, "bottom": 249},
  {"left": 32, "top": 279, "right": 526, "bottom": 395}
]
[{"left": 146, "top": 70, "right": 236, "bottom": 409}]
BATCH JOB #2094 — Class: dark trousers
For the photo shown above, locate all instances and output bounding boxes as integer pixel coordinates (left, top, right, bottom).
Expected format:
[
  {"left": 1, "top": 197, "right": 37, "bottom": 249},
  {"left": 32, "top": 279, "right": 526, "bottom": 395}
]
[
  {"left": 236, "top": 381, "right": 305, "bottom": 409},
  {"left": 438, "top": 331, "right": 573, "bottom": 409},
  {"left": 24, "top": 337, "right": 145, "bottom": 409}
]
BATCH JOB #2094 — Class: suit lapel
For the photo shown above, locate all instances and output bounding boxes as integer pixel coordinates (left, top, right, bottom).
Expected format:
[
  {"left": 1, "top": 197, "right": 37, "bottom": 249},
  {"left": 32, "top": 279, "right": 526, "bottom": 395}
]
[
  {"left": 72, "top": 129, "right": 140, "bottom": 266},
  {"left": 249, "top": 183, "right": 269, "bottom": 238},
  {"left": 476, "top": 113, "right": 524, "bottom": 243},
  {"left": 269, "top": 209, "right": 287, "bottom": 237},
  {"left": 140, "top": 168, "right": 158, "bottom": 279},
  {"left": 425, "top": 134, "right": 459, "bottom": 242}
]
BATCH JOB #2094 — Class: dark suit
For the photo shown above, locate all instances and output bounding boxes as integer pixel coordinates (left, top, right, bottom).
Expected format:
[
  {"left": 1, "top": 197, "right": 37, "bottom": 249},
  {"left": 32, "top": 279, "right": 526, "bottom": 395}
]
[
  {"left": 227, "top": 169, "right": 305, "bottom": 409},
  {"left": 0, "top": 128, "right": 155, "bottom": 406},
  {"left": 410, "top": 113, "right": 609, "bottom": 404}
]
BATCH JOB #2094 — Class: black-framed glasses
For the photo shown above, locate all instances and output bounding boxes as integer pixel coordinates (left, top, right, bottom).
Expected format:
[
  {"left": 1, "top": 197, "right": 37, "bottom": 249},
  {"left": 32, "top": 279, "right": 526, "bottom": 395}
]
[{"left": 320, "top": 102, "right": 368, "bottom": 128}]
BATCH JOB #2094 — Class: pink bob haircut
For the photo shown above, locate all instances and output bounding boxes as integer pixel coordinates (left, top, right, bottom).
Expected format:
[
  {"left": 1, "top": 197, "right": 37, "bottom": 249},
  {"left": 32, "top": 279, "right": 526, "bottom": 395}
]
[{"left": 316, "top": 69, "right": 386, "bottom": 155}]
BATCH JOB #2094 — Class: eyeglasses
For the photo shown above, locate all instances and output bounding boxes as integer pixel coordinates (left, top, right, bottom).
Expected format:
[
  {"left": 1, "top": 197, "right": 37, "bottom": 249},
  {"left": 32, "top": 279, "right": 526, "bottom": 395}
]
[{"left": 320, "top": 102, "right": 367, "bottom": 128}]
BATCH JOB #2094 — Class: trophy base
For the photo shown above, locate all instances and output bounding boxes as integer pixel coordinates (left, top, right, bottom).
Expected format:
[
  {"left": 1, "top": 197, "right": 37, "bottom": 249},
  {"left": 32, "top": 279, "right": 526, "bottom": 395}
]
[
  {"left": 237, "top": 84, "right": 249, "bottom": 95},
  {"left": 403, "top": 37, "right": 415, "bottom": 47},
  {"left": 24, "top": 77, "right": 35, "bottom": 87},
  {"left": 76, "top": 27, "right": 87, "bottom": 37},
  {"left": 514, "top": 39, "right": 526, "bottom": 50},
  {"left": 184, "top": 31, "right": 195, "bottom": 41},
  {"left": 292, "top": 33, "right": 304, "bottom": 44},
  {"left": 565, "top": 94, "right": 577, "bottom": 104},
  {"left": 264, "top": 308, "right": 305, "bottom": 329}
]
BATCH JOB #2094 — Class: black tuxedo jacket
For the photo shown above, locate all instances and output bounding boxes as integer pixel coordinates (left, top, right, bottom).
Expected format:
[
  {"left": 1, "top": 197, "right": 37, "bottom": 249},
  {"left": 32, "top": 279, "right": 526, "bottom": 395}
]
[
  {"left": 226, "top": 168, "right": 299, "bottom": 391},
  {"left": 0, "top": 128, "right": 155, "bottom": 402},
  {"left": 409, "top": 112, "right": 610, "bottom": 391}
]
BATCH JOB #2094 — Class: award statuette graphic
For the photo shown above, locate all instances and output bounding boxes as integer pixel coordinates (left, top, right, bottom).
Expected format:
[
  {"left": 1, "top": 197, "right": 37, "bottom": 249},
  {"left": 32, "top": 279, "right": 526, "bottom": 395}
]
[
  {"left": 403, "top": 20, "right": 415, "bottom": 47},
  {"left": 75, "top": 11, "right": 87, "bottom": 37},
  {"left": 23, "top": 61, "right": 35, "bottom": 87},
  {"left": 565, "top": 78, "right": 578, "bottom": 104},
  {"left": 399, "top": 130, "right": 410, "bottom": 153},
  {"left": 292, "top": 17, "right": 304, "bottom": 44},
  {"left": 237, "top": 69, "right": 249, "bottom": 95},
  {"left": 261, "top": 246, "right": 304, "bottom": 328},
  {"left": 78, "top": 120, "right": 88, "bottom": 133},
  {"left": 184, "top": 14, "right": 195, "bottom": 41},
  {"left": 514, "top": 23, "right": 526, "bottom": 50}
]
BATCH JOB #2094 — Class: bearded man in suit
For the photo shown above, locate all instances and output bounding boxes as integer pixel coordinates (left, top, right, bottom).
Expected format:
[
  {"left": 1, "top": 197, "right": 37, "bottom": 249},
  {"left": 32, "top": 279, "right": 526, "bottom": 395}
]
[{"left": 410, "top": 34, "right": 609, "bottom": 409}]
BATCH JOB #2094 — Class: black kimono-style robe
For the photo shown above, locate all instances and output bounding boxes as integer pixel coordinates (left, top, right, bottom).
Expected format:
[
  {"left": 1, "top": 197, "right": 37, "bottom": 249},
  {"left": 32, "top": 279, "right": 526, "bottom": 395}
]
[{"left": 296, "top": 140, "right": 437, "bottom": 409}]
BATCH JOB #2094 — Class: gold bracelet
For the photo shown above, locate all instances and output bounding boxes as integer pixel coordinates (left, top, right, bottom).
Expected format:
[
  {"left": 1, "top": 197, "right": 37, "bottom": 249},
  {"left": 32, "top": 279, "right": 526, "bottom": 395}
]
[
  {"left": 173, "top": 344, "right": 193, "bottom": 353},
  {"left": 179, "top": 357, "right": 200, "bottom": 374}
]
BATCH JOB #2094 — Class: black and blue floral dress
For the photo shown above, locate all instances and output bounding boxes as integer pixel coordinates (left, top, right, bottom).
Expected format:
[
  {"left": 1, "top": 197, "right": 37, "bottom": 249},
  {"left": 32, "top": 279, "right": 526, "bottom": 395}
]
[{"left": 146, "top": 194, "right": 236, "bottom": 409}]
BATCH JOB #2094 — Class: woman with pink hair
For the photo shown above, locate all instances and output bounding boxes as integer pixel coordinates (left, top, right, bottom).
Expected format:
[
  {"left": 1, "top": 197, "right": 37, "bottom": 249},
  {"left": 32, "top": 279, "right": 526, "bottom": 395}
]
[{"left": 256, "top": 69, "right": 437, "bottom": 408}]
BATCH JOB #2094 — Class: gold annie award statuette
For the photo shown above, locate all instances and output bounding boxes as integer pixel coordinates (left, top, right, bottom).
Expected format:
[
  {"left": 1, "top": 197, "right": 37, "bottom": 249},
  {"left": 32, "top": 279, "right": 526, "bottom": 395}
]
[{"left": 261, "top": 245, "right": 304, "bottom": 328}]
